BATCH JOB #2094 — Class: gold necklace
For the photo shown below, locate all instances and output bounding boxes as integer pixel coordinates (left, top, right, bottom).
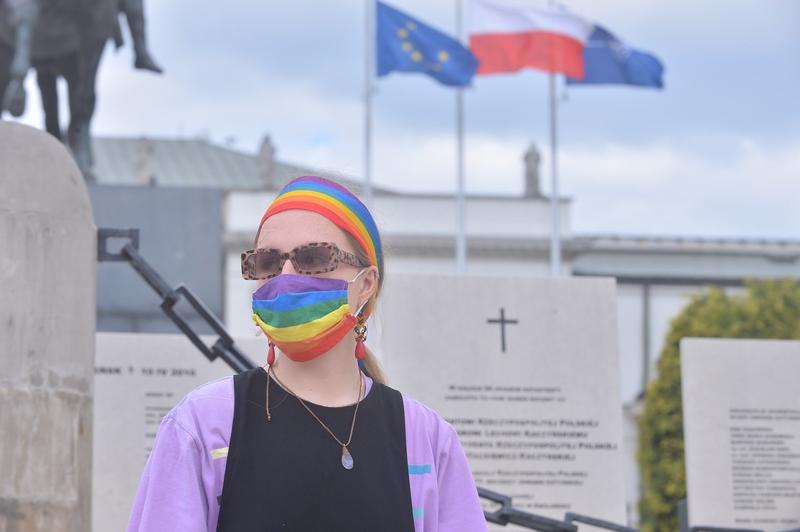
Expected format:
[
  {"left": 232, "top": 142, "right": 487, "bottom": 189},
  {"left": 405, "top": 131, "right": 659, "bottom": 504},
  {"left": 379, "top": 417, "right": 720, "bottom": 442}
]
[{"left": 264, "top": 364, "right": 364, "bottom": 470}]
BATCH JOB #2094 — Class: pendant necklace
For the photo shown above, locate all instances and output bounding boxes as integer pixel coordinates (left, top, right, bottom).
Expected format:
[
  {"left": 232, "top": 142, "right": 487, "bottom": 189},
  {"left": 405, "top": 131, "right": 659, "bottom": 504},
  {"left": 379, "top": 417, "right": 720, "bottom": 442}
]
[{"left": 265, "top": 364, "right": 364, "bottom": 470}]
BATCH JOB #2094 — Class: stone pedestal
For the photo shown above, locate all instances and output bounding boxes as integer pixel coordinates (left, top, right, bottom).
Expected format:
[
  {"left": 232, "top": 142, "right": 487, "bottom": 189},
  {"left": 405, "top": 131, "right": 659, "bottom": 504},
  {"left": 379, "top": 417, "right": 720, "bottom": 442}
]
[{"left": 0, "top": 123, "right": 95, "bottom": 531}]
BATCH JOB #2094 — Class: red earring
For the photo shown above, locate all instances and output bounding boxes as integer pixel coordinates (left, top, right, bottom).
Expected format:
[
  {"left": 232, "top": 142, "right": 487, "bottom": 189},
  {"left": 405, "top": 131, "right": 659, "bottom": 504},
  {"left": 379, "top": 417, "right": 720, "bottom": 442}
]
[
  {"left": 267, "top": 342, "right": 276, "bottom": 366},
  {"left": 354, "top": 314, "right": 367, "bottom": 361}
]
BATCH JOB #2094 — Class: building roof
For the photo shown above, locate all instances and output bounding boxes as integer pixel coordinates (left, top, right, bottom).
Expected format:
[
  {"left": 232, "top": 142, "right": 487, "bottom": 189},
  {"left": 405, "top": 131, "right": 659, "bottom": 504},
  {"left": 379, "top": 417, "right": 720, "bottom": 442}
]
[
  {"left": 571, "top": 234, "right": 800, "bottom": 283},
  {"left": 572, "top": 234, "right": 800, "bottom": 257},
  {"left": 91, "top": 136, "right": 380, "bottom": 193},
  {"left": 90, "top": 135, "right": 556, "bottom": 200}
]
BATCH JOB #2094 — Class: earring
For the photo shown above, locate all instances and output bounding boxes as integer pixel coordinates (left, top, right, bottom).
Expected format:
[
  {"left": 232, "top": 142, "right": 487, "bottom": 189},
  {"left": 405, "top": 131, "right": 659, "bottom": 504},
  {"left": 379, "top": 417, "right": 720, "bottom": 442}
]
[
  {"left": 354, "top": 314, "right": 367, "bottom": 367},
  {"left": 267, "top": 341, "right": 276, "bottom": 366}
]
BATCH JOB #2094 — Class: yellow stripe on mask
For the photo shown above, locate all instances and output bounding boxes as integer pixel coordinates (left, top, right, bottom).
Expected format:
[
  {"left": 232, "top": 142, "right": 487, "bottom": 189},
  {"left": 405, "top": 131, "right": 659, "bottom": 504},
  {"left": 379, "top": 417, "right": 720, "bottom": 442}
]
[{"left": 254, "top": 303, "right": 351, "bottom": 342}]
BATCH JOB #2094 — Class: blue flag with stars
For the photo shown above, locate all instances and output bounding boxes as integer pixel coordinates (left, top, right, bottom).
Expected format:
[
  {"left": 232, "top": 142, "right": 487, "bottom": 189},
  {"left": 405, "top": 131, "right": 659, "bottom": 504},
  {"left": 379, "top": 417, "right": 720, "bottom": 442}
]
[{"left": 376, "top": 1, "right": 478, "bottom": 87}]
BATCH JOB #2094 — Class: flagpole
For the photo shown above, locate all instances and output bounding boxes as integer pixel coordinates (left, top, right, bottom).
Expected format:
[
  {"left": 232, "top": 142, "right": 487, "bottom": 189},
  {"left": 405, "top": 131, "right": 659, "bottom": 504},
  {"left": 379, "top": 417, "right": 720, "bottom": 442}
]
[
  {"left": 548, "top": 72, "right": 561, "bottom": 275},
  {"left": 364, "top": 0, "right": 375, "bottom": 204},
  {"left": 547, "top": 0, "right": 561, "bottom": 275},
  {"left": 455, "top": 0, "right": 467, "bottom": 273}
]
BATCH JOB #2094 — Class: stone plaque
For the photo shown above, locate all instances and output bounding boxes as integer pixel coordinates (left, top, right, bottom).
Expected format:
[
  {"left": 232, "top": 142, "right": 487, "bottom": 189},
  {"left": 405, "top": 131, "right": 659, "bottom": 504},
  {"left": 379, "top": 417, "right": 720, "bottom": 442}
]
[
  {"left": 682, "top": 338, "right": 800, "bottom": 530},
  {"left": 377, "top": 273, "right": 626, "bottom": 527},
  {"left": 93, "top": 332, "right": 265, "bottom": 532}
]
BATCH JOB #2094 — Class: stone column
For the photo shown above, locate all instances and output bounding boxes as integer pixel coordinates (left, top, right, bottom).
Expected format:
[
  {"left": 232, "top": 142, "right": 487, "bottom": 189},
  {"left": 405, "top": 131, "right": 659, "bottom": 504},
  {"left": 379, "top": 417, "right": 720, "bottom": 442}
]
[{"left": 0, "top": 123, "right": 95, "bottom": 531}]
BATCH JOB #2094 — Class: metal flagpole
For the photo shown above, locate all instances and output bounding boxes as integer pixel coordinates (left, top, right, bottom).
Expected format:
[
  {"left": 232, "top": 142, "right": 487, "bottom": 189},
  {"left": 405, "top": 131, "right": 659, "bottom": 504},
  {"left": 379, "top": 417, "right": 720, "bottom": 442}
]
[
  {"left": 363, "top": 0, "right": 374, "bottom": 204},
  {"left": 547, "top": 0, "right": 561, "bottom": 275},
  {"left": 455, "top": 0, "right": 467, "bottom": 273},
  {"left": 548, "top": 72, "right": 561, "bottom": 275}
]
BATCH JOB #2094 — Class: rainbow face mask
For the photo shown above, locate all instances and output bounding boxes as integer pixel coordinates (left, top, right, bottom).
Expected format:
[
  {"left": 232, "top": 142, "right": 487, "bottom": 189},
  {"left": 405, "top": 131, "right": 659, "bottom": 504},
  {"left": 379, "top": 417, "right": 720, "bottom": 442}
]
[{"left": 251, "top": 271, "right": 367, "bottom": 362}]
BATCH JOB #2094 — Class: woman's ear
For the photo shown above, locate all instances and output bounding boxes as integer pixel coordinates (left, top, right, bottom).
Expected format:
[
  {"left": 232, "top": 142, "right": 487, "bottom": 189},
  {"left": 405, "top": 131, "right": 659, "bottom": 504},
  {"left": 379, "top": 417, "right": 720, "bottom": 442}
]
[{"left": 357, "top": 266, "right": 379, "bottom": 312}]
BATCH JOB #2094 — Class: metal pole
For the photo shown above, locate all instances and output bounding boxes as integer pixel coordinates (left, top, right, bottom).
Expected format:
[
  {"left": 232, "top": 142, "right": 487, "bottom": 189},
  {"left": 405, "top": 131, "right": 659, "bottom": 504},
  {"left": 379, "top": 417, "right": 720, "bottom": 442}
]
[
  {"left": 455, "top": 0, "right": 467, "bottom": 272},
  {"left": 548, "top": 72, "right": 561, "bottom": 274},
  {"left": 546, "top": 0, "right": 561, "bottom": 275},
  {"left": 363, "top": 0, "right": 374, "bottom": 204}
]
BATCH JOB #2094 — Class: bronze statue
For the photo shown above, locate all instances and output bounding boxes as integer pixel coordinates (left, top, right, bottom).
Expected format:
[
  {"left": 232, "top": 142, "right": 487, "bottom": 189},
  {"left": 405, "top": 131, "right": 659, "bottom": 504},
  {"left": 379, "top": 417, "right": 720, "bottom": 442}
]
[
  {"left": 0, "top": 0, "right": 163, "bottom": 179},
  {"left": 116, "top": 0, "right": 162, "bottom": 74}
]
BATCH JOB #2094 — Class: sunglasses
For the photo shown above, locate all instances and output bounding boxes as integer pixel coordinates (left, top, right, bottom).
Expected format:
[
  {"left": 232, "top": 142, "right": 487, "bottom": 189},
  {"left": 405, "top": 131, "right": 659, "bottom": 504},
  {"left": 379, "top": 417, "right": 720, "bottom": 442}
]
[{"left": 241, "top": 241, "right": 365, "bottom": 280}]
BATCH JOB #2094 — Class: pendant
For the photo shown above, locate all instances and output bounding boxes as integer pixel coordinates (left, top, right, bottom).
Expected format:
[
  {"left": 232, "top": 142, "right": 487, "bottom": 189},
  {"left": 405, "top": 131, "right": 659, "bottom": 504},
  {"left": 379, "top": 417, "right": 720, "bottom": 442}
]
[{"left": 341, "top": 445, "right": 354, "bottom": 470}]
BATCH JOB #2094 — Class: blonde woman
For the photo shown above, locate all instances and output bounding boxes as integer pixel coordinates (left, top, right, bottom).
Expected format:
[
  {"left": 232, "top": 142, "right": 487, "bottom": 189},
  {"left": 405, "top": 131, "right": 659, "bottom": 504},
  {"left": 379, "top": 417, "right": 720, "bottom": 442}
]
[{"left": 127, "top": 176, "right": 486, "bottom": 531}]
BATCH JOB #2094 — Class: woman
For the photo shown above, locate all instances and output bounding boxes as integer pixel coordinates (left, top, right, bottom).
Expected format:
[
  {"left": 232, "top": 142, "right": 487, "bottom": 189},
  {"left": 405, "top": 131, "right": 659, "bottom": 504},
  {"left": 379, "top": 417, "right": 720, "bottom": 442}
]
[{"left": 127, "top": 176, "right": 487, "bottom": 531}]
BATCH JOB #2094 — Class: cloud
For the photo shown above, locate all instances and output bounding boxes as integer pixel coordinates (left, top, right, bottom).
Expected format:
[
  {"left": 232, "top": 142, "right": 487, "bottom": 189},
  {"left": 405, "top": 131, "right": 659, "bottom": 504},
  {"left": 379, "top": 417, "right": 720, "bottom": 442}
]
[
  {"left": 561, "top": 137, "right": 800, "bottom": 238},
  {"left": 305, "top": 128, "right": 800, "bottom": 240}
]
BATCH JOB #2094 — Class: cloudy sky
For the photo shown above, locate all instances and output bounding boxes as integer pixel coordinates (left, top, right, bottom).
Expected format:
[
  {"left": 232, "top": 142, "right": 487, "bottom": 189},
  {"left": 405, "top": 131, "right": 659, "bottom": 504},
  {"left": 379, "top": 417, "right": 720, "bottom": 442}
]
[{"left": 12, "top": 0, "right": 800, "bottom": 239}]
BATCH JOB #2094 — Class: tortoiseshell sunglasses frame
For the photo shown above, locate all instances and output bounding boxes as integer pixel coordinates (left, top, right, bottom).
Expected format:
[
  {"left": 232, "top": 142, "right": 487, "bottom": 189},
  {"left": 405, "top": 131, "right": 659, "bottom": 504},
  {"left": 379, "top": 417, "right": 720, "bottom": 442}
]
[{"left": 241, "top": 241, "right": 364, "bottom": 280}]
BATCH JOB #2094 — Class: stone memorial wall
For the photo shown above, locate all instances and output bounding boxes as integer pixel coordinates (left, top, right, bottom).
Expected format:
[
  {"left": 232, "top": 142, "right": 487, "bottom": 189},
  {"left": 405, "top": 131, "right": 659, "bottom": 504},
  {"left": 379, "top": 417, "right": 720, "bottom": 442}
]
[
  {"left": 682, "top": 338, "right": 800, "bottom": 531},
  {"left": 93, "top": 332, "right": 263, "bottom": 532},
  {"left": 378, "top": 273, "right": 627, "bottom": 527}
]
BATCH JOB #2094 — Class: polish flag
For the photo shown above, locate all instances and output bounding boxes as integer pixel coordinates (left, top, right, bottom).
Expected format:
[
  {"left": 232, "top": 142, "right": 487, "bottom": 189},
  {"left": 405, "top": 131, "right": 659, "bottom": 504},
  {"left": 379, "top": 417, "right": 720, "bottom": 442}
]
[{"left": 469, "top": 0, "right": 594, "bottom": 78}]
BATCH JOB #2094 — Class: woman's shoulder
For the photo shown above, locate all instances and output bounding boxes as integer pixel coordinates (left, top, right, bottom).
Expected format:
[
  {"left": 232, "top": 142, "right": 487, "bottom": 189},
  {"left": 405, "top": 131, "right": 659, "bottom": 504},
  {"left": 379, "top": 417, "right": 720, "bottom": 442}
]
[
  {"left": 399, "top": 391, "right": 444, "bottom": 424},
  {"left": 172, "top": 373, "right": 235, "bottom": 410},
  {"left": 396, "top": 389, "right": 459, "bottom": 450},
  {"left": 163, "top": 373, "right": 236, "bottom": 446}
]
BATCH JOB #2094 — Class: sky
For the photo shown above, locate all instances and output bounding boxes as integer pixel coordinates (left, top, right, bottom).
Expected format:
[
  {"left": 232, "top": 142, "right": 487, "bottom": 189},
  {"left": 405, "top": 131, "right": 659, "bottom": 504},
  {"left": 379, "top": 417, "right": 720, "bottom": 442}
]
[{"left": 10, "top": 0, "right": 800, "bottom": 239}]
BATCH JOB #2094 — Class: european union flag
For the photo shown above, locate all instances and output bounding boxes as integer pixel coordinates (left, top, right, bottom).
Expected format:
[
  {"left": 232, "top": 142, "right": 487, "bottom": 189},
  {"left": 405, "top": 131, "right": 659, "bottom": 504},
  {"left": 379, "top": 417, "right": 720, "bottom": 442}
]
[
  {"left": 567, "top": 26, "right": 664, "bottom": 89},
  {"left": 376, "top": 1, "right": 478, "bottom": 87}
]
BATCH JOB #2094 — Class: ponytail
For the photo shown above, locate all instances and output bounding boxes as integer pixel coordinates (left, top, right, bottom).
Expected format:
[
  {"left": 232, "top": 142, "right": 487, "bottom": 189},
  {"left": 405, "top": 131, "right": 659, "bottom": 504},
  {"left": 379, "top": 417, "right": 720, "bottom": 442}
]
[
  {"left": 361, "top": 345, "right": 387, "bottom": 385},
  {"left": 341, "top": 231, "right": 387, "bottom": 386}
]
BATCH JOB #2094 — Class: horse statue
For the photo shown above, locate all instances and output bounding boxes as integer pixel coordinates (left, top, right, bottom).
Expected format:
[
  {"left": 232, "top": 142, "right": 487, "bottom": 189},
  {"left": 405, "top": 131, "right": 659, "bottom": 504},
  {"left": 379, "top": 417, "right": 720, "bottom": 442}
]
[{"left": 0, "top": 0, "right": 162, "bottom": 180}]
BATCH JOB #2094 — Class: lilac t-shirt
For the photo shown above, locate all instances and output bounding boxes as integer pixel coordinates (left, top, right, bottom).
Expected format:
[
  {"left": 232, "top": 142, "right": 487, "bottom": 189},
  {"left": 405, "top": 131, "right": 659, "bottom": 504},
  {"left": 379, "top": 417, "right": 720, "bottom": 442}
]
[{"left": 126, "top": 373, "right": 487, "bottom": 532}]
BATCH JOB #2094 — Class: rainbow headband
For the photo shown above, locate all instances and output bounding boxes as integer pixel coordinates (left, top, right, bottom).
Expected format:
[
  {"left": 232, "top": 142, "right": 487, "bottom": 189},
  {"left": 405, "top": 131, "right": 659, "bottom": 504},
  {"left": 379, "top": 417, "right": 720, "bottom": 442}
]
[{"left": 257, "top": 176, "right": 383, "bottom": 273}]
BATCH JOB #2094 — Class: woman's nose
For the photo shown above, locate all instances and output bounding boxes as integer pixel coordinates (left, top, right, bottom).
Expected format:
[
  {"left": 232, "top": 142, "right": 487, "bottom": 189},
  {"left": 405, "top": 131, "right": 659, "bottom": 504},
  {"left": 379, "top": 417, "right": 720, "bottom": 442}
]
[{"left": 281, "top": 257, "right": 297, "bottom": 275}]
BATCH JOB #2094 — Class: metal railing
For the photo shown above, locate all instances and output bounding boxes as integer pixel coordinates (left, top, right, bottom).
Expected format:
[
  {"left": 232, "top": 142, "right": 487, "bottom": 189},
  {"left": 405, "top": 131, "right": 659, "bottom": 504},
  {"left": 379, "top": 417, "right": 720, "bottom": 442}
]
[{"left": 98, "top": 228, "right": 254, "bottom": 373}]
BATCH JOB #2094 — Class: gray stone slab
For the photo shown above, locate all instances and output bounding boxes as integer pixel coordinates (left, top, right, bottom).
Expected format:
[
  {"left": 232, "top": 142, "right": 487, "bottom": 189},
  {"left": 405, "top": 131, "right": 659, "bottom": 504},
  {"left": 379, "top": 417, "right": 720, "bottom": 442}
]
[
  {"left": 681, "top": 338, "right": 800, "bottom": 530},
  {"left": 377, "top": 273, "right": 627, "bottom": 526},
  {"left": 92, "top": 332, "right": 265, "bottom": 532}
]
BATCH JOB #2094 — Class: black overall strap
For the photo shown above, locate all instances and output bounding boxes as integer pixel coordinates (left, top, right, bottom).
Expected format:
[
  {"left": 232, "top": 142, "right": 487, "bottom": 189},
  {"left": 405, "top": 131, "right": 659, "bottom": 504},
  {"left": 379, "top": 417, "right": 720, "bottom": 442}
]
[{"left": 216, "top": 367, "right": 415, "bottom": 532}]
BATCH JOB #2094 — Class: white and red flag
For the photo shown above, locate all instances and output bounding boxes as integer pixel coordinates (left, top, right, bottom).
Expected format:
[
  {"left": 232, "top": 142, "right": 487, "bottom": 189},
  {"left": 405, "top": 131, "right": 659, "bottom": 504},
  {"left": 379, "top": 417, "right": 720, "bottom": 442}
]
[{"left": 469, "top": 0, "right": 593, "bottom": 78}]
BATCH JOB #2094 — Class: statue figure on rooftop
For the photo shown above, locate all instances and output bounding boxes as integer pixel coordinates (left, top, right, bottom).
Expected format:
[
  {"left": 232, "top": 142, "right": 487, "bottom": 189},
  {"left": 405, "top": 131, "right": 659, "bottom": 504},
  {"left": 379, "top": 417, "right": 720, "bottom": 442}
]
[{"left": 523, "top": 143, "right": 542, "bottom": 197}]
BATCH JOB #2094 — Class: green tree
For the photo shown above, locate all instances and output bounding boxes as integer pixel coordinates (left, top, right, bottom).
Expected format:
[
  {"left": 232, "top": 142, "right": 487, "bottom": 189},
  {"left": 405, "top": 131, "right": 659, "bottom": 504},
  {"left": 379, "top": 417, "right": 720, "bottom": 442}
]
[{"left": 637, "top": 279, "right": 800, "bottom": 531}]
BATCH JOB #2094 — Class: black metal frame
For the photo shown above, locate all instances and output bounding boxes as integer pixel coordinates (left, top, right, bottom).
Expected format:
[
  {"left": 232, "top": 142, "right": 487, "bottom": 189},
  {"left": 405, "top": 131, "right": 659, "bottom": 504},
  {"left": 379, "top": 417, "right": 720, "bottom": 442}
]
[
  {"left": 97, "top": 228, "right": 255, "bottom": 373},
  {"left": 479, "top": 487, "right": 577, "bottom": 531},
  {"left": 565, "top": 512, "right": 638, "bottom": 532}
]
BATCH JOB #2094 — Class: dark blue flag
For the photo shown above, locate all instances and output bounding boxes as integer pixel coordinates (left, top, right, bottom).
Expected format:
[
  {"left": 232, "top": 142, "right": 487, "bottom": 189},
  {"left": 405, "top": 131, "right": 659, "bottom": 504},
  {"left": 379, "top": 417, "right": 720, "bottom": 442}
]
[
  {"left": 567, "top": 26, "right": 664, "bottom": 88},
  {"left": 376, "top": 1, "right": 478, "bottom": 87}
]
